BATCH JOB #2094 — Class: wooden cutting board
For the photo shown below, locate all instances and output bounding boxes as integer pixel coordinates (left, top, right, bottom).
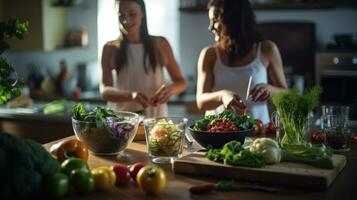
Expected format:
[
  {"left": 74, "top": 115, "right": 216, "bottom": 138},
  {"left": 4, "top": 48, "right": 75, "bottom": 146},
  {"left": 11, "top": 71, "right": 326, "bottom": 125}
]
[{"left": 173, "top": 152, "right": 346, "bottom": 189}]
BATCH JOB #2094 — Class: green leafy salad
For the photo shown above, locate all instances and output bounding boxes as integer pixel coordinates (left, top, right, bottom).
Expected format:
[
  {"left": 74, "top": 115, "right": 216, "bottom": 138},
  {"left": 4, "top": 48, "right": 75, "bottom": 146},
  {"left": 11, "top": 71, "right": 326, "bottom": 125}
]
[
  {"left": 72, "top": 103, "right": 136, "bottom": 153},
  {"left": 193, "top": 110, "right": 255, "bottom": 132}
]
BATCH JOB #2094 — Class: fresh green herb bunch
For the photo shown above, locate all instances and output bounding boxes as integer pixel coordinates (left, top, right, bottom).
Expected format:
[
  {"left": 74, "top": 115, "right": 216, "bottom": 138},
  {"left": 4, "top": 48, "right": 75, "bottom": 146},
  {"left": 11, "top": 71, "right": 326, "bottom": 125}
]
[
  {"left": 0, "top": 19, "right": 28, "bottom": 104},
  {"left": 272, "top": 87, "right": 322, "bottom": 146}
]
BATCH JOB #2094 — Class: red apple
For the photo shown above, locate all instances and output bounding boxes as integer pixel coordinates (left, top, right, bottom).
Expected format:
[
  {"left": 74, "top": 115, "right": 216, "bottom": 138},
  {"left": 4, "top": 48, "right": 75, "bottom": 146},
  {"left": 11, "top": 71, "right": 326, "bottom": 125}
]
[
  {"left": 129, "top": 162, "right": 146, "bottom": 181},
  {"left": 110, "top": 164, "right": 131, "bottom": 186}
]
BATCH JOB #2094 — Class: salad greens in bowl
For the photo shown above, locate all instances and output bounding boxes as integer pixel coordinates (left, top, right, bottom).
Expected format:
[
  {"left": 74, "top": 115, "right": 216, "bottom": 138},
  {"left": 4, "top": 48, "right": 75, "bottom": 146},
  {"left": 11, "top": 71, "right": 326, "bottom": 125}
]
[
  {"left": 72, "top": 103, "right": 140, "bottom": 155},
  {"left": 189, "top": 110, "right": 255, "bottom": 149}
]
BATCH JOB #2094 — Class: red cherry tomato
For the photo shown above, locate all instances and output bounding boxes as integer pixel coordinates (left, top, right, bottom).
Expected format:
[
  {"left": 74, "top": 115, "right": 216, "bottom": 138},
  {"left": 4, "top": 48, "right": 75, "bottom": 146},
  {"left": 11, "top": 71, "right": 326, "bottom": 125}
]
[
  {"left": 110, "top": 164, "right": 131, "bottom": 186},
  {"left": 129, "top": 162, "right": 146, "bottom": 181},
  {"left": 351, "top": 134, "right": 357, "bottom": 144},
  {"left": 311, "top": 130, "right": 326, "bottom": 143},
  {"left": 265, "top": 122, "right": 276, "bottom": 136},
  {"left": 253, "top": 119, "right": 264, "bottom": 136}
]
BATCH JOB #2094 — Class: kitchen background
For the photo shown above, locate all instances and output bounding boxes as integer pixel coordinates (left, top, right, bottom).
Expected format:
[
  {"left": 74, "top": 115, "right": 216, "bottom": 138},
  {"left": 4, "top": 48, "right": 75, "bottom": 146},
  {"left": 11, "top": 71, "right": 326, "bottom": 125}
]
[{"left": 1, "top": 0, "right": 357, "bottom": 118}]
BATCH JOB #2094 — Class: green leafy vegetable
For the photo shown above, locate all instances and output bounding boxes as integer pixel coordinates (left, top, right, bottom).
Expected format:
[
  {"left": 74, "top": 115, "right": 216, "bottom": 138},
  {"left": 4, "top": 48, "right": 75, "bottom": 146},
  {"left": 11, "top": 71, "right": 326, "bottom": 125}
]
[
  {"left": 272, "top": 87, "right": 322, "bottom": 146},
  {"left": 244, "top": 137, "right": 334, "bottom": 169},
  {"left": 281, "top": 143, "right": 334, "bottom": 169},
  {"left": 0, "top": 19, "right": 28, "bottom": 104},
  {"left": 193, "top": 109, "right": 255, "bottom": 131},
  {"left": 206, "top": 141, "right": 265, "bottom": 168},
  {"left": 43, "top": 100, "right": 70, "bottom": 115},
  {"left": 247, "top": 138, "right": 282, "bottom": 164},
  {"left": 72, "top": 103, "right": 118, "bottom": 122},
  {"left": 0, "top": 132, "right": 61, "bottom": 199}
]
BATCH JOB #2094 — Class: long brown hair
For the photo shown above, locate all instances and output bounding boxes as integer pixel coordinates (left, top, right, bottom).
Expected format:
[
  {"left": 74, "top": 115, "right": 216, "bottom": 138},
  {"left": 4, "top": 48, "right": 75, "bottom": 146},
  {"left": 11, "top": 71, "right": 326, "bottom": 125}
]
[
  {"left": 115, "top": 0, "right": 160, "bottom": 73},
  {"left": 208, "top": 0, "right": 262, "bottom": 65}
]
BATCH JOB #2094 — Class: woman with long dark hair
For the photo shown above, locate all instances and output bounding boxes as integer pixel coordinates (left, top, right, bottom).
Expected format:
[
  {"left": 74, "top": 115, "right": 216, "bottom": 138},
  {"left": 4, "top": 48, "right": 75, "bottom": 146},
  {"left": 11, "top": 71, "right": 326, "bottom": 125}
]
[
  {"left": 196, "top": 0, "right": 288, "bottom": 124},
  {"left": 100, "top": 0, "right": 187, "bottom": 117}
]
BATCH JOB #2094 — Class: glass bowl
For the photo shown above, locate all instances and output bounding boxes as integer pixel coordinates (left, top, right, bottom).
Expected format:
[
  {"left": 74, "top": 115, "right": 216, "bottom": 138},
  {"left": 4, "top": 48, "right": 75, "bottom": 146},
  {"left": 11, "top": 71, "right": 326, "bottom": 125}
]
[
  {"left": 72, "top": 111, "right": 140, "bottom": 155},
  {"left": 144, "top": 117, "right": 188, "bottom": 164}
]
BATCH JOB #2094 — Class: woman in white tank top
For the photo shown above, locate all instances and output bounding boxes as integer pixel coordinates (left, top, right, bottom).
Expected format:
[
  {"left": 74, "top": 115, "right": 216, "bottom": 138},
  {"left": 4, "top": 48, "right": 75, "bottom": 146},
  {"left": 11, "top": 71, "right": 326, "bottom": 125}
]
[
  {"left": 196, "top": 0, "right": 288, "bottom": 124},
  {"left": 100, "top": 0, "right": 187, "bottom": 117}
]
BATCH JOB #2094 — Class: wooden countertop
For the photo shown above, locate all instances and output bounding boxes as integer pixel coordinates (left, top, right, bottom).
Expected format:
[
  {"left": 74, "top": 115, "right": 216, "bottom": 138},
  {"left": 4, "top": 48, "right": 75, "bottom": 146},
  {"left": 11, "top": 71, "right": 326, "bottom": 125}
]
[{"left": 44, "top": 136, "right": 357, "bottom": 200}]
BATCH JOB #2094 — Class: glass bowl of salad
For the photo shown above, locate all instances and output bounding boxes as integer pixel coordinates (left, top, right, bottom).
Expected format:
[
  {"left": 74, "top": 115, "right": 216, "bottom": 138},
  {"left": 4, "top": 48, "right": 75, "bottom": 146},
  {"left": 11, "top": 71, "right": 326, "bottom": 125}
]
[
  {"left": 144, "top": 117, "right": 188, "bottom": 164},
  {"left": 189, "top": 110, "right": 255, "bottom": 149},
  {"left": 72, "top": 103, "right": 140, "bottom": 155}
]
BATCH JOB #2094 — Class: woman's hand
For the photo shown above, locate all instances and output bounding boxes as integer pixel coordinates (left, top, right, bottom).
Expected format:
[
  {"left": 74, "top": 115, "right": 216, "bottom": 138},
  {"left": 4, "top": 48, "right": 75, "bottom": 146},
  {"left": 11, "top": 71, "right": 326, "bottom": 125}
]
[
  {"left": 250, "top": 83, "right": 271, "bottom": 102},
  {"left": 150, "top": 85, "right": 173, "bottom": 106},
  {"left": 221, "top": 90, "right": 246, "bottom": 115},
  {"left": 132, "top": 92, "right": 150, "bottom": 107}
]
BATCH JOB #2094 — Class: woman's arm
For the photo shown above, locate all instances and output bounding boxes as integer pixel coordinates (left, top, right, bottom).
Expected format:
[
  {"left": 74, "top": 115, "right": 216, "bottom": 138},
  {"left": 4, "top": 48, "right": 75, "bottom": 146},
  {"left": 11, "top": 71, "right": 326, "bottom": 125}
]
[
  {"left": 196, "top": 47, "right": 246, "bottom": 113},
  {"left": 251, "top": 41, "right": 288, "bottom": 101},
  {"left": 150, "top": 37, "right": 187, "bottom": 105},
  {"left": 100, "top": 42, "right": 150, "bottom": 106}
]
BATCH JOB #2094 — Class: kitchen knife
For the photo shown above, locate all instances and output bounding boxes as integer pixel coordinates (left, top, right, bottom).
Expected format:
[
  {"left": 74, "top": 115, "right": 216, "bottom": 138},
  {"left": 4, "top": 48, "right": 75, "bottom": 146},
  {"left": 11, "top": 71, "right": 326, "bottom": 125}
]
[{"left": 246, "top": 75, "right": 252, "bottom": 102}]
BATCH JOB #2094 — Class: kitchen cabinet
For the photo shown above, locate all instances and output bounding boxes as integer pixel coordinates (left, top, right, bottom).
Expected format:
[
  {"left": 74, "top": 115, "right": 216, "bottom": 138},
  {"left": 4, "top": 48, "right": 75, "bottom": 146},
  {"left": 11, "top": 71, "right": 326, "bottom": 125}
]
[{"left": 0, "top": 0, "right": 68, "bottom": 51}]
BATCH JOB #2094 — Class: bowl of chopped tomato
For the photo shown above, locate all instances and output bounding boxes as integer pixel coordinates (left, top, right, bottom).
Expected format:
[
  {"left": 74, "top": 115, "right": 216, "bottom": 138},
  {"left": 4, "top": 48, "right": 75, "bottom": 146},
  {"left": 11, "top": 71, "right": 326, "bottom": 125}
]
[{"left": 188, "top": 110, "right": 255, "bottom": 149}]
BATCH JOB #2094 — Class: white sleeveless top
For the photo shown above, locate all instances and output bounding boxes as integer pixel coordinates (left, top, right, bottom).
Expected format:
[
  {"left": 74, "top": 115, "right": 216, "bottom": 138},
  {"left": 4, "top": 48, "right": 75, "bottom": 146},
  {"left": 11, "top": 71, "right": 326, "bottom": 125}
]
[
  {"left": 108, "top": 43, "right": 168, "bottom": 117},
  {"left": 208, "top": 43, "right": 270, "bottom": 124}
]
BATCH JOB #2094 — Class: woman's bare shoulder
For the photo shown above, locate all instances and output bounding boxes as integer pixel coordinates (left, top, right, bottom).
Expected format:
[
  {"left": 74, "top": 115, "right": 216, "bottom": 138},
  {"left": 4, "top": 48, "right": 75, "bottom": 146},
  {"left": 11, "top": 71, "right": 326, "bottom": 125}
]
[
  {"left": 261, "top": 40, "right": 279, "bottom": 55},
  {"left": 201, "top": 45, "right": 217, "bottom": 61},
  {"left": 104, "top": 38, "right": 122, "bottom": 49},
  {"left": 197, "top": 45, "right": 217, "bottom": 69},
  {"left": 151, "top": 36, "right": 171, "bottom": 49}
]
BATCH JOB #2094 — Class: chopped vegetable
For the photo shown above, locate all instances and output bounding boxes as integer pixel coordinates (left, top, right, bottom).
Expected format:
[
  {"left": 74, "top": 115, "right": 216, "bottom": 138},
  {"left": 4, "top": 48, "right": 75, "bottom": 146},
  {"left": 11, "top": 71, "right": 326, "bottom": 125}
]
[
  {"left": 193, "top": 110, "right": 255, "bottom": 132},
  {"left": 206, "top": 140, "right": 265, "bottom": 168},
  {"left": 148, "top": 119, "right": 183, "bottom": 157}
]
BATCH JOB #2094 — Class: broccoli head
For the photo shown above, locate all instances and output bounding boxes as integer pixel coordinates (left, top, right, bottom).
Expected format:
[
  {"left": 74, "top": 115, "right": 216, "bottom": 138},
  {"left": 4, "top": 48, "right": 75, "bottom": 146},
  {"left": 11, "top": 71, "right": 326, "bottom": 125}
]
[{"left": 0, "top": 132, "right": 60, "bottom": 199}]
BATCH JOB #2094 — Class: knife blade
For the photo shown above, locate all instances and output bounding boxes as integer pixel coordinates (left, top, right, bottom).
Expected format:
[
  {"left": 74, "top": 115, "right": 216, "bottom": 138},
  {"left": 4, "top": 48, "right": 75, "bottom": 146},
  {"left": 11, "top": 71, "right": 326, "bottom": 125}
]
[{"left": 246, "top": 75, "right": 252, "bottom": 102}]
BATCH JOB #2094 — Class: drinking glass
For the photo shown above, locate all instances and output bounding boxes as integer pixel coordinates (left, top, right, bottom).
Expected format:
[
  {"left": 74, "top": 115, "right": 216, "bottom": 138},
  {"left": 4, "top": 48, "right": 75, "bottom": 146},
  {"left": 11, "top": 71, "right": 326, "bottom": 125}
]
[{"left": 321, "top": 105, "right": 351, "bottom": 152}]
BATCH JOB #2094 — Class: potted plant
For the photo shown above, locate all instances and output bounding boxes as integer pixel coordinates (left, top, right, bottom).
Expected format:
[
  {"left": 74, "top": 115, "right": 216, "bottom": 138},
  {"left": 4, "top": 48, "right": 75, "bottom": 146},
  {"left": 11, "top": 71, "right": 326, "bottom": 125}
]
[{"left": 0, "top": 18, "right": 28, "bottom": 104}]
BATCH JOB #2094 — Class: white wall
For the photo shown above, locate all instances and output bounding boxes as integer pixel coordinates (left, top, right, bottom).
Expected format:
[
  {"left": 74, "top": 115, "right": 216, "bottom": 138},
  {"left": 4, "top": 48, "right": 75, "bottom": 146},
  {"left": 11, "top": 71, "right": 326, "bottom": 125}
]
[
  {"left": 179, "top": 8, "right": 357, "bottom": 79},
  {"left": 3, "top": 0, "right": 98, "bottom": 80}
]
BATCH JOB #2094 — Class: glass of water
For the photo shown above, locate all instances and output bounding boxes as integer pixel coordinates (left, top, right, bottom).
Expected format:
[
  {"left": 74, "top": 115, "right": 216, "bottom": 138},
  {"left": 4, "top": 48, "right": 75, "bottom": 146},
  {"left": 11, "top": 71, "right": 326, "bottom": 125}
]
[{"left": 321, "top": 105, "right": 351, "bottom": 152}]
